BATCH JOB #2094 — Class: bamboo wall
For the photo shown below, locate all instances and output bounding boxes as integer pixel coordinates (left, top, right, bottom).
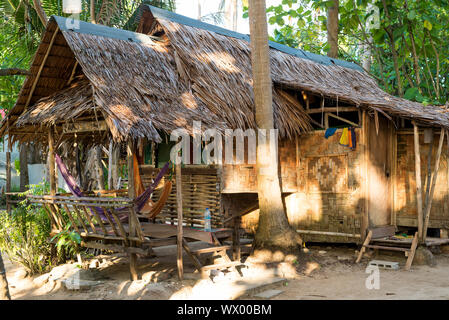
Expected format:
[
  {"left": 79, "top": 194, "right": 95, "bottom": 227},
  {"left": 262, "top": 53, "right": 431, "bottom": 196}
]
[
  {"left": 140, "top": 166, "right": 223, "bottom": 228},
  {"left": 222, "top": 129, "right": 364, "bottom": 243},
  {"left": 395, "top": 131, "right": 449, "bottom": 229}
]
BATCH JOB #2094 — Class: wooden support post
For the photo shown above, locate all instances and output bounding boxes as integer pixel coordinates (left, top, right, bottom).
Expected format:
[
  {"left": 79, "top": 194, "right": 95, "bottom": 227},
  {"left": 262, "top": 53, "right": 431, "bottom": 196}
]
[
  {"left": 95, "top": 145, "right": 105, "bottom": 191},
  {"left": 356, "top": 230, "right": 372, "bottom": 263},
  {"left": 5, "top": 135, "right": 11, "bottom": 213},
  {"left": 127, "top": 139, "right": 138, "bottom": 281},
  {"left": 176, "top": 162, "right": 184, "bottom": 281},
  {"left": 48, "top": 128, "right": 56, "bottom": 196},
  {"left": 405, "top": 232, "right": 419, "bottom": 271},
  {"left": 232, "top": 216, "right": 241, "bottom": 261},
  {"left": 423, "top": 128, "right": 445, "bottom": 242},
  {"left": 413, "top": 122, "right": 423, "bottom": 242},
  {"left": 108, "top": 140, "right": 113, "bottom": 190},
  {"left": 361, "top": 110, "right": 369, "bottom": 240}
]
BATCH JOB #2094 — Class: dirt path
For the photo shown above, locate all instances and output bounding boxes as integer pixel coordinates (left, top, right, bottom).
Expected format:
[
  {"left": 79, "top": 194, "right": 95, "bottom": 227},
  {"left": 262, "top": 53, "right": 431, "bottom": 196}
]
[{"left": 4, "top": 244, "right": 449, "bottom": 300}]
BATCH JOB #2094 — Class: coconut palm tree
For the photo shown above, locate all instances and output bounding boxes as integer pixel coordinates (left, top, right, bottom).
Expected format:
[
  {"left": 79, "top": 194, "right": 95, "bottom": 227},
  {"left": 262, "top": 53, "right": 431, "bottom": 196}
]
[{"left": 247, "top": 0, "right": 302, "bottom": 251}]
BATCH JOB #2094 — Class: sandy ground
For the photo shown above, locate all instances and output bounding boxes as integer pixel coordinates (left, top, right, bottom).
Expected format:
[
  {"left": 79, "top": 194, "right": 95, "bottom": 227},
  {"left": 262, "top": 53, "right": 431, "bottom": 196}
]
[{"left": 3, "top": 242, "right": 449, "bottom": 300}]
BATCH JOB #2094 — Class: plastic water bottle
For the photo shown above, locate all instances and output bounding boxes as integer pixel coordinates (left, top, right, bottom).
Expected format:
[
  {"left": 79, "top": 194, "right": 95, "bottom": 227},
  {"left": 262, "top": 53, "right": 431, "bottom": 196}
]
[{"left": 204, "top": 208, "right": 211, "bottom": 231}]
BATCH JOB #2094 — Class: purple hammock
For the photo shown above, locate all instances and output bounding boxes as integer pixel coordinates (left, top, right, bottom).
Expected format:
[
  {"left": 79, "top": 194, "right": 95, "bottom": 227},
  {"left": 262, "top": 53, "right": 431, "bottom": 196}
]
[{"left": 55, "top": 153, "right": 170, "bottom": 223}]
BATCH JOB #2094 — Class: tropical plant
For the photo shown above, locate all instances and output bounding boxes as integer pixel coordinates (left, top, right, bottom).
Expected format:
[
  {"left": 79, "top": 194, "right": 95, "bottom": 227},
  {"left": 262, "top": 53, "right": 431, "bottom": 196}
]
[{"left": 243, "top": 0, "right": 449, "bottom": 105}]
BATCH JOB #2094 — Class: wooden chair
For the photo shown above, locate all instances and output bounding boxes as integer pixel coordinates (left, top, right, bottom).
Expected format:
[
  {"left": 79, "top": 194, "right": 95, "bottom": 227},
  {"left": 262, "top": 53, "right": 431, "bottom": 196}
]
[{"left": 356, "top": 226, "right": 419, "bottom": 271}]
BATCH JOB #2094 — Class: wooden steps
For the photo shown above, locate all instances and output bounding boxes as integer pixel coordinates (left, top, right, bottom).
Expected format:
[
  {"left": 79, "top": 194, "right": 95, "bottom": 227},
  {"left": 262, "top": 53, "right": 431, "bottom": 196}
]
[{"left": 356, "top": 227, "right": 419, "bottom": 271}]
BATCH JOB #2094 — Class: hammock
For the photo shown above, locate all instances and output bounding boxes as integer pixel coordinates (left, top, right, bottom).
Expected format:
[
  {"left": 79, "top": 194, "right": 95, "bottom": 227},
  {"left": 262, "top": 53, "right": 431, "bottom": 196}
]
[{"left": 55, "top": 153, "right": 170, "bottom": 221}]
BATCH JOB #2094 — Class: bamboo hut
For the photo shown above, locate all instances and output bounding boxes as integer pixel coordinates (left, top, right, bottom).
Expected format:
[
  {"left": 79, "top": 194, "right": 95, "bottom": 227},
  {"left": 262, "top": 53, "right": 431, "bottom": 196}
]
[{"left": 2, "top": 5, "right": 449, "bottom": 268}]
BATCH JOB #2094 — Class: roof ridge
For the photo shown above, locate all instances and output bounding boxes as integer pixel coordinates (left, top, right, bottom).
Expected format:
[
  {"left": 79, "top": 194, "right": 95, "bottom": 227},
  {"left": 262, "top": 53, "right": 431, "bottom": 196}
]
[{"left": 144, "top": 5, "right": 363, "bottom": 72}]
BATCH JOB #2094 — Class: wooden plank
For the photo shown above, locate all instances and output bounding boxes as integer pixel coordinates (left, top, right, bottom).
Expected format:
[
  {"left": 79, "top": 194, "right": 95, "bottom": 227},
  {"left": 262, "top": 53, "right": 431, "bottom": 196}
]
[
  {"left": 356, "top": 230, "right": 372, "bottom": 263},
  {"left": 176, "top": 162, "right": 184, "bottom": 280},
  {"left": 405, "top": 232, "right": 419, "bottom": 271},
  {"left": 423, "top": 128, "right": 445, "bottom": 242},
  {"left": 364, "top": 245, "right": 409, "bottom": 252},
  {"left": 413, "top": 122, "right": 424, "bottom": 241},
  {"left": 62, "top": 204, "right": 80, "bottom": 234},
  {"left": 181, "top": 238, "right": 203, "bottom": 272},
  {"left": 370, "top": 226, "right": 396, "bottom": 239}
]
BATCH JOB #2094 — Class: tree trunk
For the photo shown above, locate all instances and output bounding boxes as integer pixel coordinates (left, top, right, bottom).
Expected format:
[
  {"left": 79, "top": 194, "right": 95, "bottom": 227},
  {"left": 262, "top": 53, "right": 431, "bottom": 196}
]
[
  {"left": 0, "top": 252, "right": 11, "bottom": 300},
  {"left": 327, "top": 0, "right": 339, "bottom": 58},
  {"left": 32, "top": 0, "right": 48, "bottom": 26},
  {"left": 19, "top": 144, "right": 29, "bottom": 192},
  {"left": 248, "top": 0, "right": 302, "bottom": 252}
]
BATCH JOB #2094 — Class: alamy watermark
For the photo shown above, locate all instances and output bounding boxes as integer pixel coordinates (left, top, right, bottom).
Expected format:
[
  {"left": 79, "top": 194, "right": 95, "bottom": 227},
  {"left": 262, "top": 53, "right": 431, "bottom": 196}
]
[{"left": 169, "top": 121, "right": 279, "bottom": 166}]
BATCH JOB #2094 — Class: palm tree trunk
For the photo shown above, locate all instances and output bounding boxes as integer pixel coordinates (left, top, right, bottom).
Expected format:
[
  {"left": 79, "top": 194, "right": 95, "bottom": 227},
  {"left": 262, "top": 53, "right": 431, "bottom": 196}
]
[
  {"left": 327, "top": 0, "right": 339, "bottom": 58},
  {"left": 0, "top": 252, "right": 11, "bottom": 300},
  {"left": 32, "top": 0, "right": 48, "bottom": 26},
  {"left": 248, "top": 0, "right": 302, "bottom": 251}
]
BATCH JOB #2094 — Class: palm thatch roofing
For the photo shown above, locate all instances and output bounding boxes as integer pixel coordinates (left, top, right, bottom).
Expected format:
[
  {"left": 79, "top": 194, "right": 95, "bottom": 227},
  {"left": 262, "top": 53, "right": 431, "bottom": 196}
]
[{"left": 1, "top": 5, "right": 449, "bottom": 145}]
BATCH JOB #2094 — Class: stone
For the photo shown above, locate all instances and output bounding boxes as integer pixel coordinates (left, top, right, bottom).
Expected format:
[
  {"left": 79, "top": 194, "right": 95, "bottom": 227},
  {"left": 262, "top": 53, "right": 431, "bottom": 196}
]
[
  {"left": 303, "top": 248, "right": 310, "bottom": 253},
  {"left": 14, "top": 269, "right": 28, "bottom": 280},
  {"left": 62, "top": 277, "right": 101, "bottom": 290},
  {"left": 48, "top": 264, "right": 79, "bottom": 281},
  {"left": 337, "top": 256, "right": 351, "bottom": 262},
  {"left": 413, "top": 247, "right": 436, "bottom": 267},
  {"left": 254, "top": 289, "right": 283, "bottom": 299},
  {"left": 318, "top": 250, "right": 327, "bottom": 255},
  {"left": 33, "top": 273, "right": 50, "bottom": 287}
]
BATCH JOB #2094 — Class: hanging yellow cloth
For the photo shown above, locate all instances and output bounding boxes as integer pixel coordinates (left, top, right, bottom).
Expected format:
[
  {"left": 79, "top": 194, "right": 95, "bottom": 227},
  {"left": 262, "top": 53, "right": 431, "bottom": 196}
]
[{"left": 339, "top": 127, "right": 349, "bottom": 146}]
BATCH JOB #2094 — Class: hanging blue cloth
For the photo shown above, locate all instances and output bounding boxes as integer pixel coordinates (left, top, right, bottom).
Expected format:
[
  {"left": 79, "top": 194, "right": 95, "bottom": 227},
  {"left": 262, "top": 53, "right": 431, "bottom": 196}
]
[{"left": 325, "top": 127, "right": 337, "bottom": 139}]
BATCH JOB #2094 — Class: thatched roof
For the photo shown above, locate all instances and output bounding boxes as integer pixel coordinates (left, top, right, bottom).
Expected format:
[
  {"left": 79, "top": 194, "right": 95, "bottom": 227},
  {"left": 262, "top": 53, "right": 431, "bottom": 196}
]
[{"left": 2, "top": 6, "right": 449, "bottom": 145}]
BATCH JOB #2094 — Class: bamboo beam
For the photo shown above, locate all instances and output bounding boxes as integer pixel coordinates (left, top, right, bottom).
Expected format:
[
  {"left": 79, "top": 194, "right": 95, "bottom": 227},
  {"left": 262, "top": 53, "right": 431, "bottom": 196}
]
[
  {"left": 5, "top": 135, "right": 11, "bottom": 213},
  {"left": 306, "top": 107, "right": 358, "bottom": 114},
  {"left": 413, "top": 122, "right": 424, "bottom": 241},
  {"left": 422, "top": 128, "right": 445, "bottom": 242},
  {"left": 327, "top": 112, "right": 359, "bottom": 127},
  {"left": 24, "top": 27, "right": 59, "bottom": 112},
  {"left": 176, "top": 162, "right": 184, "bottom": 280}
]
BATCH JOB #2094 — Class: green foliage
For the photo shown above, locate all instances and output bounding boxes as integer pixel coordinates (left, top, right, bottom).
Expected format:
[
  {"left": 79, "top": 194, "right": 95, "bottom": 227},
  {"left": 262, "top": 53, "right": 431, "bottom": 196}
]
[
  {"left": 51, "top": 223, "right": 81, "bottom": 259},
  {"left": 0, "top": 190, "right": 52, "bottom": 274}
]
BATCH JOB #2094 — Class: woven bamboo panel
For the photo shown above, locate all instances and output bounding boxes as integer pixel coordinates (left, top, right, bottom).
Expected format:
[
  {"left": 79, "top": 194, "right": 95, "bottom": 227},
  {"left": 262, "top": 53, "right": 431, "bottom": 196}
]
[
  {"left": 221, "top": 139, "right": 298, "bottom": 193},
  {"left": 142, "top": 167, "right": 223, "bottom": 228},
  {"left": 295, "top": 129, "right": 363, "bottom": 236},
  {"left": 395, "top": 132, "right": 449, "bottom": 228}
]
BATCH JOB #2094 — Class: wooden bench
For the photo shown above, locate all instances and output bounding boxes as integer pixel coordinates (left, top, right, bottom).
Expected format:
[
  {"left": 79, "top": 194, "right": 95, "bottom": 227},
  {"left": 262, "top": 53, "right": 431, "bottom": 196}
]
[{"left": 26, "top": 194, "right": 242, "bottom": 279}]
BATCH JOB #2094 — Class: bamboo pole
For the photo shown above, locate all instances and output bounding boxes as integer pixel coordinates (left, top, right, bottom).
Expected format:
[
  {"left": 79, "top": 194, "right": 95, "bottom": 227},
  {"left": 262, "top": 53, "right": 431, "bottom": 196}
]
[
  {"left": 48, "top": 128, "right": 56, "bottom": 196},
  {"left": 176, "top": 162, "right": 184, "bottom": 281},
  {"left": 413, "top": 122, "right": 423, "bottom": 241},
  {"left": 127, "top": 139, "right": 138, "bottom": 281},
  {"left": 423, "top": 128, "right": 445, "bottom": 242},
  {"left": 108, "top": 140, "right": 113, "bottom": 190},
  {"left": 5, "top": 134, "right": 11, "bottom": 213}
]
